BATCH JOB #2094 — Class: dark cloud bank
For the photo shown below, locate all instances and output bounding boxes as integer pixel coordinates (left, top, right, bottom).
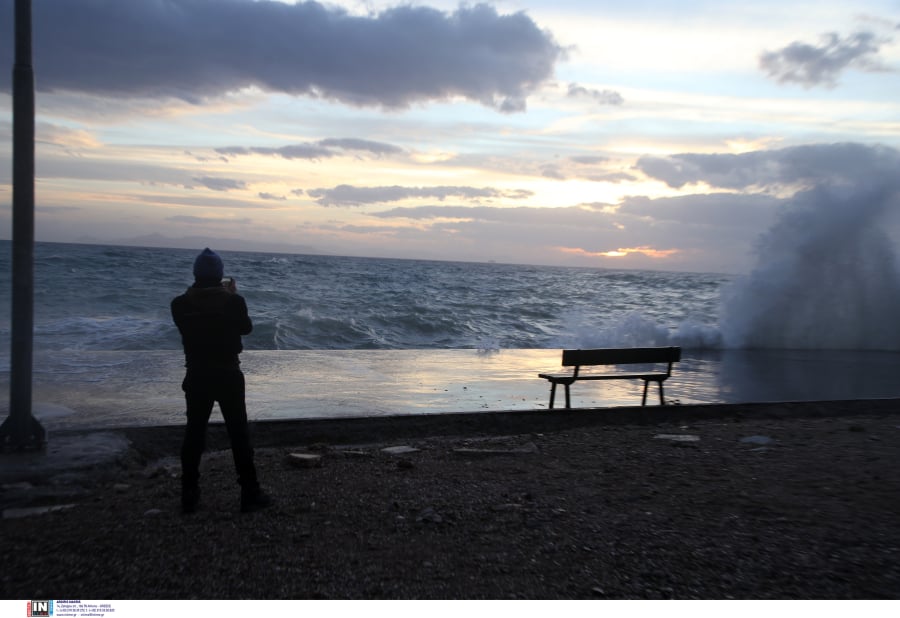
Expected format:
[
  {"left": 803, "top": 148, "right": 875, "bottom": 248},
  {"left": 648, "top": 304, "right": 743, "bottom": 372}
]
[
  {"left": 0, "top": 0, "right": 564, "bottom": 111},
  {"left": 635, "top": 142, "right": 900, "bottom": 190}
]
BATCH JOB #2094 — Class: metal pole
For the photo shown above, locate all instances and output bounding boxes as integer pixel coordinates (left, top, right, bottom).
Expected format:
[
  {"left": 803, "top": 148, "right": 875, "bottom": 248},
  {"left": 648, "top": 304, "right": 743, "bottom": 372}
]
[{"left": 1, "top": 0, "right": 46, "bottom": 451}]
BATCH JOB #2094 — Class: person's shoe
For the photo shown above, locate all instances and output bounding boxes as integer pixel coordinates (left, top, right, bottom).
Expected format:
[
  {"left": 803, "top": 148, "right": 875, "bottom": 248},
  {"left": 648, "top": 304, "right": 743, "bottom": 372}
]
[
  {"left": 240, "top": 488, "right": 273, "bottom": 513},
  {"left": 182, "top": 485, "right": 200, "bottom": 514}
]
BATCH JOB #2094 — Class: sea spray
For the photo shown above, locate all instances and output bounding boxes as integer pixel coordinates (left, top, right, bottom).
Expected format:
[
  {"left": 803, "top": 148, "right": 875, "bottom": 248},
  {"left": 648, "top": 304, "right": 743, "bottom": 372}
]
[
  {"left": 552, "top": 309, "right": 721, "bottom": 350},
  {"left": 721, "top": 176, "right": 900, "bottom": 350}
]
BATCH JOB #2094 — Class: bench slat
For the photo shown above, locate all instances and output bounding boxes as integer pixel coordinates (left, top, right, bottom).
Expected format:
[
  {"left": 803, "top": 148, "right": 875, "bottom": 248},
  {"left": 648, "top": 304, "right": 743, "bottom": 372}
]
[
  {"left": 539, "top": 371, "right": 669, "bottom": 382},
  {"left": 561, "top": 346, "right": 681, "bottom": 366}
]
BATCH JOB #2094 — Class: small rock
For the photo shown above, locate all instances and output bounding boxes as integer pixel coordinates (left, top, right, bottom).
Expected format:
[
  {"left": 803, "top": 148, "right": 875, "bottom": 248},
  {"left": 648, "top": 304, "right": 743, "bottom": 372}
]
[
  {"left": 143, "top": 508, "right": 163, "bottom": 517},
  {"left": 416, "top": 506, "right": 443, "bottom": 523},
  {"left": 453, "top": 442, "right": 538, "bottom": 457},
  {"left": 285, "top": 453, "right": 323, "bottom": 468},
  {"left": 113, "top": 483, "right": 130, "bottom": 493},
  {"left": 654, "top": 434, "right": 700, "bottom": 442},
  {"left": 382, "top": 446, "right": 420, "bottom": 455}
]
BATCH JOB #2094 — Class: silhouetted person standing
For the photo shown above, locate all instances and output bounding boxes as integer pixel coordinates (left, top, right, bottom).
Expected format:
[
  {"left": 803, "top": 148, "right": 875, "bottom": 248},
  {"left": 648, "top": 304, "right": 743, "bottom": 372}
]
[{"left": 171, "top": 248, "right": 271, "bottom": 514}]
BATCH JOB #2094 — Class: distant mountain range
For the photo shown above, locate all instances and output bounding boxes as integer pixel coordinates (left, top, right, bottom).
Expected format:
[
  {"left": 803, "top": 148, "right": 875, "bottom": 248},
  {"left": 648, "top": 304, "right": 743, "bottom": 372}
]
[{"left": 73, "top": 233, "right": 325, "bottom": 256}]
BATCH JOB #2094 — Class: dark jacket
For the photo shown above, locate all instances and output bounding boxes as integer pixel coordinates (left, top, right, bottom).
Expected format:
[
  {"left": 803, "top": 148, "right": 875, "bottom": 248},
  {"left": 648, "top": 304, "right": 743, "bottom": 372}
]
[{"left": 171, "top": 284, "right": 253, "bottom": 369}]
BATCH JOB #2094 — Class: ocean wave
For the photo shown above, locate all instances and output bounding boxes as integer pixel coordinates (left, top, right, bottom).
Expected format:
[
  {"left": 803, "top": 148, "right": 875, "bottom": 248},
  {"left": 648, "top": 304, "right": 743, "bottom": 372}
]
[{"left": 4, "top": 231, "right": 899, "bottom": 354}]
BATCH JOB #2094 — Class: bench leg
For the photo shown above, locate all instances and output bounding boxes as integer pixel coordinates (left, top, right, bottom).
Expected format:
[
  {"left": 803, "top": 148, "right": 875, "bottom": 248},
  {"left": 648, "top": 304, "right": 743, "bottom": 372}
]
[
  {"left": 548, "top": 381, "right": 572, "bottom": 409},
  {"left": 642, "top": 380, "right": 666, "bottom": 406}
]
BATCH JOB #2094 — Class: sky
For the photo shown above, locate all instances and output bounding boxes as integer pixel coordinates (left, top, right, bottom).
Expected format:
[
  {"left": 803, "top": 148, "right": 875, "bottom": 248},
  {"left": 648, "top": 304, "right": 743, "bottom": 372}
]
[{"left": 0, "top": 0, "right": 899, "bottom": 274}]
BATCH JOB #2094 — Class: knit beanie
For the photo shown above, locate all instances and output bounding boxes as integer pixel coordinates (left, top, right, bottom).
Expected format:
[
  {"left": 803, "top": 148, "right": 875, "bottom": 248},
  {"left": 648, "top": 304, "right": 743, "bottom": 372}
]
[{"left": 193, "top": 248, "right": 224, "bottom": 280}]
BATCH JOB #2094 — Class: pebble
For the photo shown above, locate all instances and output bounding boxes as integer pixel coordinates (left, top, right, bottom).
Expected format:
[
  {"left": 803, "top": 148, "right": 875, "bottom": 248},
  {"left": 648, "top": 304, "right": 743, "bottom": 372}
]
[
  {"left": 285, "top": 453, "right": 323, "bottom": 468},
  {"left": 339, "top": 450, "right": 371, "bottom": 457},
  {"left": 382, "top": 446, "right": 420, "bottom": 455},
  {"left": 452, "top": 442, "right": 539, "bottom": 456},
  {"left": 416, "top": 506, "right": 443, "bottom": 523},
  {"left": 654, "top": 434, "right": 700, "bottom": 442}
]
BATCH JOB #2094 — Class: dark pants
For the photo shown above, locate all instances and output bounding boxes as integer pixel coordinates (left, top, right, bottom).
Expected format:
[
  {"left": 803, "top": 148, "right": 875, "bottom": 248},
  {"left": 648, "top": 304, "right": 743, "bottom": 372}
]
[{"left": 181, "top": 367, "right": 258, "bottom": 491}]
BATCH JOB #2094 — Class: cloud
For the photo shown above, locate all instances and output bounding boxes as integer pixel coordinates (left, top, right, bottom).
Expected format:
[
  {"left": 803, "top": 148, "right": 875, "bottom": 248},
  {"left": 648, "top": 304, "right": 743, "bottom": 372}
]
[
  {"left": 618, "top": 193, "right": 781, "bottom": 230},
  {"left": 535, "top": 156, "right": 635, "bottom": 183},
  {"left": 541, "top": 165, "right": 566, "bottom": 180},
  {"left": 307, "top": 185, "right": 534, "bottom": 207},
  {"left": 759, "top": 31, "right": 892, "bottom": 87},
  {"left": 317, "top": 139, "right": 405, "bottom": 156},
  {"left": 0, "top": 0, "right": 564, "bottom": 112},
  {"left": 258, "top": 193, "right": 287, "bottom": 201},
  {"left": 570, "top": 156, "right": 609, "bottom": 165},
  {"left": 167, "top": 215, "right": 253, "bottom": 225},
  {"left": 217, "top": 145, "right": 334, "bottom": 161},
  {"left": 567, "top": 83, "right": 624, "bottom": 105},
  {"left": 635, "top": 143, "right": 900, "bottom": 190},
  {"left": 374, "top": 204, "right": 634, "bottom": 233},
  {"left": 134, "top": 194, "right": 276, "bottom": 210},
  {"left": 191, "top": 176, "right": 247, "bottom": 192},
  {"left": 216, "top": 138, "right": 403, "bottom": 161},
  {"left": 584, "top": 172, "right": 637, "bottom": 183},
  {"left": 37, "top": 123, "right": 102, "bottom": 149}
]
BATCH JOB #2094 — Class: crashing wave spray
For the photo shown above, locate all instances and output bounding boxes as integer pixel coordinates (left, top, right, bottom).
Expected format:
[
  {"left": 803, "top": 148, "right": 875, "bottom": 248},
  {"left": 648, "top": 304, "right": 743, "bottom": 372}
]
[{"left": 721, "top": 159, "right": 900, "bottom": 350}]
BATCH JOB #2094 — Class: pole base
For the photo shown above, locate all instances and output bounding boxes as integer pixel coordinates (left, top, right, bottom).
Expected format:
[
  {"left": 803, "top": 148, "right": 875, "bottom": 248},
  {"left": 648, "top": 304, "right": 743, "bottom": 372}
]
[{"left": 0, "top": 413, "right": 47, "bottom": 452}]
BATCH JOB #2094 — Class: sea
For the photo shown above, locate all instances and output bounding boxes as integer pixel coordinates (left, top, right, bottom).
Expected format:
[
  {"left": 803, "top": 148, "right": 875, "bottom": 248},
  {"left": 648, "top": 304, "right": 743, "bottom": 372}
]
[{"left": 2, "top": 240, "right": 900, "bottom": 429}]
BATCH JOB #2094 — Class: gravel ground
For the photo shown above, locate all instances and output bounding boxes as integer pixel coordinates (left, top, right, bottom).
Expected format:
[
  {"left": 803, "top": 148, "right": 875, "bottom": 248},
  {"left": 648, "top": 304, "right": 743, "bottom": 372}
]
[{"left": 2, "top": 401, "right": 900, "bottom": 599}]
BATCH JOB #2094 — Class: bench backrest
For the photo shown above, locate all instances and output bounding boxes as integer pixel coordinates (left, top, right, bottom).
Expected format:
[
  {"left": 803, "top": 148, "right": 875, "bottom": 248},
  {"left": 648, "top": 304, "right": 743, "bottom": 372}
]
[{"left": 561, "top": 346, "right": 681, "bottom": 369}]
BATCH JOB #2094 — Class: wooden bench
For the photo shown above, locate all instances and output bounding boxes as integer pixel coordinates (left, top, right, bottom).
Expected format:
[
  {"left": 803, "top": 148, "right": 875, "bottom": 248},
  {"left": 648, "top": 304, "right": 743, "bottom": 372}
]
[{"left": 538, "top": 347, "right": 681, "bottom": 409}]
